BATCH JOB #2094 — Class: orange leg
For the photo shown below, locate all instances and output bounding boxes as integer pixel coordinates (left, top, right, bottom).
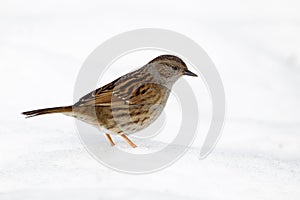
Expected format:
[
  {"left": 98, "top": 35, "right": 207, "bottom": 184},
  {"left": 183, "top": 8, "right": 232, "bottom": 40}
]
[
  {"left": 105, "top": 133, "right": 115, "bottom": 146},
  {"left": 120, "top": 134, "right": 137, "bottom": 148}
]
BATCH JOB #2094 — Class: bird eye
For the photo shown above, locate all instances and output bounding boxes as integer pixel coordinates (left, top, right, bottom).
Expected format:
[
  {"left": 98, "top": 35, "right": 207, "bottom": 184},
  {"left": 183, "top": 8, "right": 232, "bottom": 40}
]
[{"left": 171, "top": 66, "right": 178, "bottom": 70}]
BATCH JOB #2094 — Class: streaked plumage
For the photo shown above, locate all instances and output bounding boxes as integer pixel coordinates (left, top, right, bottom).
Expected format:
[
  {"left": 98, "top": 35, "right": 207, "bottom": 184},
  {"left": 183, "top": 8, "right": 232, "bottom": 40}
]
[{"left": 22, "top": 55, "right": 197, "bottom": 147}]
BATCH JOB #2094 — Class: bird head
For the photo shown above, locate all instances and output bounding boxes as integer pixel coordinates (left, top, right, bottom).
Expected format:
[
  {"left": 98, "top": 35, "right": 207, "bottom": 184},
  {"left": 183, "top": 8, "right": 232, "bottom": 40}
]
[{"left": 147, "top": 55, "right": 198, "bottom": 85}]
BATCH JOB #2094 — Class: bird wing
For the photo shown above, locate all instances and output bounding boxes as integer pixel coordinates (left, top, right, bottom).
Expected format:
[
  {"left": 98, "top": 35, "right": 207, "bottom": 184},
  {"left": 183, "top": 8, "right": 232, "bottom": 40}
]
[
  {"left": 74, "top": 77, "right": 122, "bottom": 107},
  {"left": 75, "top": 69, "right": 166, "bottom": 107},
  {"left": 114, "top": 83, "right": 166, "bottom": 105}
]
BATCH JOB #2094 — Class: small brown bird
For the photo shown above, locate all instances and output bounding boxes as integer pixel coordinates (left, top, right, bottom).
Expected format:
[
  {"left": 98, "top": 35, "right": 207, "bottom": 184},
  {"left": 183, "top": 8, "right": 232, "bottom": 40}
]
[{"left": 22, "top": 55, "right": 197, "bottom": 148}]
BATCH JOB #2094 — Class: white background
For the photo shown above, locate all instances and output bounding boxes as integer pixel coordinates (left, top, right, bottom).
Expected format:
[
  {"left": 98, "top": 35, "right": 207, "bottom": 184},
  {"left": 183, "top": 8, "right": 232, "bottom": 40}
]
[{"left": 0, "top": 0, "right": 300, "bottom": 199}]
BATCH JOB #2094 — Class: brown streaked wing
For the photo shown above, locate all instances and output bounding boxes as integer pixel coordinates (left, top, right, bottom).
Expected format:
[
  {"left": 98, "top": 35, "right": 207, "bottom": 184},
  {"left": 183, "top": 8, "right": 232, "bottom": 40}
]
[
  {"left": 124, "top": 83, "right": 166, "bottom": 105},
  {"left": 74, "top": 68, "right": 160, "bottom": 107},
  {"left": 74, "top": 77, "right": 122, "bottom": 107}
]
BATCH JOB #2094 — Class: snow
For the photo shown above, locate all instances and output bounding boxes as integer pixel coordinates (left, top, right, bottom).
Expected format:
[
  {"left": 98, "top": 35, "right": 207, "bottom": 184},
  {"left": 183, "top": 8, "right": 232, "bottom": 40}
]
[{"left": 1, "top": 0, "right": 300, "bottom": 199}]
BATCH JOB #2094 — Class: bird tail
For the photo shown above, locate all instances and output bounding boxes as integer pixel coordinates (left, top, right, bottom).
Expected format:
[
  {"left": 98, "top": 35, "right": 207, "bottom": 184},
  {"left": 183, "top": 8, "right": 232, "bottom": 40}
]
[{"left": 22, "top": 106, "right": 73, "bottom": 118}]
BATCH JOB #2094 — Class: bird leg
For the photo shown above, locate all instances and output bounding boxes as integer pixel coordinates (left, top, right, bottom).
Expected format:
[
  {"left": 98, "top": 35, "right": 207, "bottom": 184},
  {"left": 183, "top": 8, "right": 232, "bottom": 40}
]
[
  {"left": 105, "top": 133, "right": 115, "bottom": 146},
  {"left": 120, "top": 134, "right": 137, "bottom": 148}
]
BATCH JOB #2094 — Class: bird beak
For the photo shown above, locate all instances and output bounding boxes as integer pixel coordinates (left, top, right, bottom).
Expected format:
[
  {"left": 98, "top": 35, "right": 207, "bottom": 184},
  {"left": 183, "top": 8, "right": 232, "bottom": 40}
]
[{"left": 184, "top": 69, "right": 198, "bottom": 77}]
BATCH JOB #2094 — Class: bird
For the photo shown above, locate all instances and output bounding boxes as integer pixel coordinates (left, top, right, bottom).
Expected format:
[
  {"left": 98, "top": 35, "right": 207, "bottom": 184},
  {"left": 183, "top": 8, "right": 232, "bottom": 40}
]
[{"left": 22, "top": 55, "right": 198, "bottom": 148}]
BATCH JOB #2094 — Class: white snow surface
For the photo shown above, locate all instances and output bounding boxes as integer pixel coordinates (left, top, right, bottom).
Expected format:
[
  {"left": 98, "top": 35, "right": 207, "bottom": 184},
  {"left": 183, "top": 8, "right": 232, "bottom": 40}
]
[{"left": 0, "top": 0, "right": 300, "bottom": 199}]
